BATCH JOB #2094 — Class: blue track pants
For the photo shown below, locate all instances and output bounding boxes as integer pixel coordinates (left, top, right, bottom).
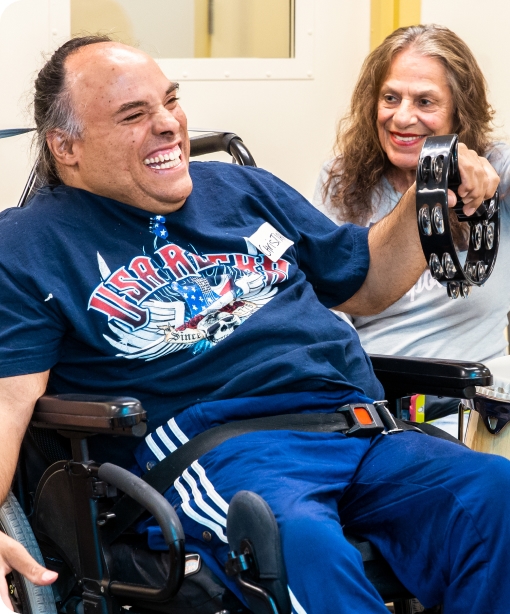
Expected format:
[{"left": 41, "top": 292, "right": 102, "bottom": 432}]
[
  {"left": 144, "top": 429, "right": 510, "bottom": 613},
  {"left": 135, "top": 393, "right": 510, "bottom": 613}
]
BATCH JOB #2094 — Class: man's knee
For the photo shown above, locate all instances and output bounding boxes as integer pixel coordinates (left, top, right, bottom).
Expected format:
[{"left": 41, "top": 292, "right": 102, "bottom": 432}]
[{"left": 469, "top": 452, "right": 510, "bottom": 500}]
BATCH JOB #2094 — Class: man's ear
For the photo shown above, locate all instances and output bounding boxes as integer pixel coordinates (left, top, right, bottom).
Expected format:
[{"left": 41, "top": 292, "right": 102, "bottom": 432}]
[{"left": 46, "top": 130, "right": 80, "bottom": 168}]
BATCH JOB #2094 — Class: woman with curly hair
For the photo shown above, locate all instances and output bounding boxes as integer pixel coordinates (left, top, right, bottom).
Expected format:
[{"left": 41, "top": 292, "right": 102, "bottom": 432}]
[{"left": 313, "top": 24, "right": 510, "bottom": 420}]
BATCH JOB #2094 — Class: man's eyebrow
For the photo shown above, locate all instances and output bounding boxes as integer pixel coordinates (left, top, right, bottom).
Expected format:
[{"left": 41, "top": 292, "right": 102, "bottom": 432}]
[
  {"left": 114, "top": 83, "right": 180, "bottom": 116},
  {"left": 115, "top": 100, "right": 149, "bottom": 116},
  {"left": 166, "top": 82, "right": 180, "bottom": 96}
]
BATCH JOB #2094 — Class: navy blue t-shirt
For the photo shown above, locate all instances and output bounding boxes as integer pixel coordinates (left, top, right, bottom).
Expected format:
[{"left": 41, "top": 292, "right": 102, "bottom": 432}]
[{"left": 0, "top": 162, "right": 383, "bottom": 464}]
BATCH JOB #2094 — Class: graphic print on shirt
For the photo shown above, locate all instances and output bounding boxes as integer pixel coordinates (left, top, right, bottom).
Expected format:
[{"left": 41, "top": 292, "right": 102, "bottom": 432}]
[
  {"left": 406, "top": 270, "right": 442, "bottom": 303},
  {"left": 88, "top": 242, "right": 290, "bottom": 360}
]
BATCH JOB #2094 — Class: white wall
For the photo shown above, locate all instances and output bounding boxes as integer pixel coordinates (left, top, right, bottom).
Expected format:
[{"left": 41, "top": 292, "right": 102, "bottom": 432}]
[
  {"left": 177, "top": 0, "right": 371, "bottom": 199},
  {"left": 0, "top": 0, "right": 68, "bottom": 211},
  {"left": 422, "top": 0, "right": 510, "bottom": 142}
]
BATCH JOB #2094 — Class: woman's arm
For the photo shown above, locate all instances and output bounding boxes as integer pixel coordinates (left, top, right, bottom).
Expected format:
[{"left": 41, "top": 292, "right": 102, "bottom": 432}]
[{"left": 338, "top": 144, "right": 500, "bottom": 316}]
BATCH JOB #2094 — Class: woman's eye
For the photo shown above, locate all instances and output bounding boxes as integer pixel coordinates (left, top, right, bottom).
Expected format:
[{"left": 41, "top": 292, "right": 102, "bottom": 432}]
[
  {"left": 419, "top": 99, "right": 432, "bottom": 106},
  {"left": 383, "top": 94, "right": 397, "bottom": 103}
]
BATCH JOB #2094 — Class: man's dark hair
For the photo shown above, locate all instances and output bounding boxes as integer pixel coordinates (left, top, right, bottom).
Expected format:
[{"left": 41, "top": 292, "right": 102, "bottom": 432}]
[{"left": 33, "top": 35, "right": 113, "bottom": 187}]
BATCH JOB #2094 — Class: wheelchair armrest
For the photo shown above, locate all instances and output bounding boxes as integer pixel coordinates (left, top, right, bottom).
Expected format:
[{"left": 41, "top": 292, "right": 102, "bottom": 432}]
[
  {"left": 32, "top": 394, "right": 147, "bottom": 436},
  {"left": 370, "top": 354, "right": 492, "bottom": 400}
]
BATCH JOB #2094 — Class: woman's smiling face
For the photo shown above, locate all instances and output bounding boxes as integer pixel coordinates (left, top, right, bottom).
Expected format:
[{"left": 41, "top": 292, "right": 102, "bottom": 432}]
[{"left": 377, "top": 49, "right": 454, "bottom": 182}]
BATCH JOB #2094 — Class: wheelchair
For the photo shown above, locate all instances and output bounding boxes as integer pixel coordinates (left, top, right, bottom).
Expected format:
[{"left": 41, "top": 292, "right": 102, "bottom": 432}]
[{"left": 0, "top": 130, "right": 493, "bottom": 614}]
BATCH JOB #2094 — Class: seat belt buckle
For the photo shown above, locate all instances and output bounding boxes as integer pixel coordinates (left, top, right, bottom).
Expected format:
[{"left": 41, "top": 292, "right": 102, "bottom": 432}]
[
  {"left": 335, "top": 403, "right": 385, "bottom": 438},
  {"left": 373, "top": 400, "right": 404, "bottom": 435}
]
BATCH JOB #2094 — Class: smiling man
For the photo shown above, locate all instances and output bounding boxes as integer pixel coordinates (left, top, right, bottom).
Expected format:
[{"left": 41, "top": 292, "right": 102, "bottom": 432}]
[
  {"left": 46, "top": 43, "right": 192, "bottom": 213},
  {"left": 0, "top": 36, "right": 508, "bottom": 614}
]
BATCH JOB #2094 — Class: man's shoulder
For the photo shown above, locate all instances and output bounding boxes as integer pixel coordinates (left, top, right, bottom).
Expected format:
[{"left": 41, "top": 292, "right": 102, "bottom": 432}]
[
  {"left": 1, "top": 187, "right": 55, "bottom": 228},
  {"left": 1, "top": 185, "right": 87, "bottom": 220},
  {"left": 188, "top": 161, "right": 301, "bottom": 210},
  {"left": 189, "top": 160, "right": 275, "bottom": 187},
  {"left": 0, "top": 185, "right": 97, "bottom": 249}
]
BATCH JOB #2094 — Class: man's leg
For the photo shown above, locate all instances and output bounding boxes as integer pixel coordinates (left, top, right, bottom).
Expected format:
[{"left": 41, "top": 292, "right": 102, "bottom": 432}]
[
  {"left": 340, "top": 431, "right": 510, "bottom": 613},
  {"left": 277, "top": 499, "right": 390, "bottom": 614},
  {"left": 163, "top": 431, "right": 393, "bottom": 614}
]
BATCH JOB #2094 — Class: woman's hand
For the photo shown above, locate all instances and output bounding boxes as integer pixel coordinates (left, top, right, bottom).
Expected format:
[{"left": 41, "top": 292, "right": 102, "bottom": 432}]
[
  {"left": 449, "top": 143, "right": 500, "bottom": 215},
  {"left": 0, "top": 532, "right": 57, "bottom": 610}
]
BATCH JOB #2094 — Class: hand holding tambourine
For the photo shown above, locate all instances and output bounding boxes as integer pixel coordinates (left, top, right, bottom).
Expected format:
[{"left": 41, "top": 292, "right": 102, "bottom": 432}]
[{"left": 416, "top": 135, "right": 500, "bottom": 298}]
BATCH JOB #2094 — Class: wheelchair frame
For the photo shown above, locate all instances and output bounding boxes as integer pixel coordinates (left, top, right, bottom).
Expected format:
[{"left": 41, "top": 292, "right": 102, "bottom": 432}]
[{"left": 17, "top": 353, "right": 490, "bottom": 614}]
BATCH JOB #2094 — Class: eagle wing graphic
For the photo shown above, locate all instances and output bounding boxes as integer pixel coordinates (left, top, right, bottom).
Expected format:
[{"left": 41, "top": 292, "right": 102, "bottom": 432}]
[
  {"left": 243, "top": 282, "right": 278, "bottom": 305},
  {"left": 104, "top": 276, "right": 279, "bottom": 362},
  {"left": 103, "top": 299, "right": 193, "bottom": 360}
]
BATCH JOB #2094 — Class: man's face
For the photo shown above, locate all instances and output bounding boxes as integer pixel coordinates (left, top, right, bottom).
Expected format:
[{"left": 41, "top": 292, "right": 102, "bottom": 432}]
[{"left": 61, "top": 43, "right": 192, "bottom": 214}]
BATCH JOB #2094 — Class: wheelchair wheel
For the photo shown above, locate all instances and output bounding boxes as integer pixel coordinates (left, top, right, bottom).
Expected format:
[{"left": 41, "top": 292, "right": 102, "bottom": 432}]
[{"left": 0, "top": 492, "right": 57, "bottom": 614}]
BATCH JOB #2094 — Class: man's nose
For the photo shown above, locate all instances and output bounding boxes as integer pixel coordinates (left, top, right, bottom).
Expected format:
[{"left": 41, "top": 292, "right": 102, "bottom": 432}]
[
  {"left": 392, "top": 100, "right": 418, "bottom": 128},
  {"left": 152, "top": 106, "right": 181, "bottom": 135}
]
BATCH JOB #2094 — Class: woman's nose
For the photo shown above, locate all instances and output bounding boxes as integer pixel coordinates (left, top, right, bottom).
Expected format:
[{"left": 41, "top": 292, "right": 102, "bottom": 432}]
[{"left": 392, "top": 100, "right": 418, "bottom": 128}]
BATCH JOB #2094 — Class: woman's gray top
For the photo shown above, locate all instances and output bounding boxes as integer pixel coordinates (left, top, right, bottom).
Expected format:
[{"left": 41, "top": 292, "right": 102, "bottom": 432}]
[{"left": 312, "top": 143, "right": 510, "bottom": 363}]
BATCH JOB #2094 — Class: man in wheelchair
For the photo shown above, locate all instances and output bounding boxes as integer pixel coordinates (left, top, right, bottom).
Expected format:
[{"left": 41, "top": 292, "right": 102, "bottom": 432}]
[{"left": 0, "top": 35, "right": 507, "bottom": 614}]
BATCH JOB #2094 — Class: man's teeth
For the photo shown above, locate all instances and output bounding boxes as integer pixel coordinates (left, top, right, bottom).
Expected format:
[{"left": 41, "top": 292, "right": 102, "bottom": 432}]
[
  {"left": 393, "top": 134, "right": 422, "bottom": 142},
  {"left": 151, "top": 159, "right": 180, "bottom": 170},
  {"left": 143, "top": 148, "right": 181, "bottom": 168}
]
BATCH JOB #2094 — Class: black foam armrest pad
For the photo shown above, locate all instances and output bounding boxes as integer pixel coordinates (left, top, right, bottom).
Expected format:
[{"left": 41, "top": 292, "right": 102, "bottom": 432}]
[
  {"left": 32, "top": 394, "right": 147, "bottom": 436},
  {"left": 370, "top": 354, "right": 492, "bottom": 399}
]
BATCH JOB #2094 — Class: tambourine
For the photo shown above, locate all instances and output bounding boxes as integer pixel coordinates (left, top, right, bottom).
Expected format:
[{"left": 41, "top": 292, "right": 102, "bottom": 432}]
[{"left": 416, "top": 134, "right": 499, "bottom": 299}]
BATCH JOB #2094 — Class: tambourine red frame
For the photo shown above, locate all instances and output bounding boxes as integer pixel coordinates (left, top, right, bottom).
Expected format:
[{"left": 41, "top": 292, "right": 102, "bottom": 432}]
[{"left": 416, "top": 134, "right": 500, "bottom": 299}]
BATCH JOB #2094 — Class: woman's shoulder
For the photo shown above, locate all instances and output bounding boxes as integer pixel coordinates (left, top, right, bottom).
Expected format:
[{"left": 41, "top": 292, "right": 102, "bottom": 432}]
[
  {"left": 486, "top": 141, "right": 510, "bottom": 170},
  {"left": 311, "top": 159, "right": 342, "bottom": 222},
  {"left": 312, "top": 157, "right": 399, "bottom": 226},
  {"left": 312, "top": 159, "right": 336, "bottom": 200},
  {"left": 485, "top": 141, "right": 510, "bottom": 199}
]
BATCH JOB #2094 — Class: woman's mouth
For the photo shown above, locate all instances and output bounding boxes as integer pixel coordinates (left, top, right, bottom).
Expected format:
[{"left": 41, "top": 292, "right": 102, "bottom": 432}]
[{"left": 390, "top": 132, "right": 426, "bottom": 146}]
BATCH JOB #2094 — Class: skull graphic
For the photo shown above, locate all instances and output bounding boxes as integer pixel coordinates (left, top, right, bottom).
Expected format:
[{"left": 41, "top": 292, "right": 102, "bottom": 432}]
[{"left": 197, "top": 311, "right": 241, "bottom": 344}]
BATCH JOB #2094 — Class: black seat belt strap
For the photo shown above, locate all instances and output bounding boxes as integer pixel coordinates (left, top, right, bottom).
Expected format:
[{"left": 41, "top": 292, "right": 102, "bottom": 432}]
[
  {"left": 144, "top": 412, "right": 354, "bottom": 491},
  {"left": 102, "top": 410, "right": 418, "bottom": 545}
]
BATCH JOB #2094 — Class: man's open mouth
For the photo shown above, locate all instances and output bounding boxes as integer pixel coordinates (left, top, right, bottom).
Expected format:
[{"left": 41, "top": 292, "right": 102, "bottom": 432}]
[{"left": 143, "top": 146, "right": 182, "bottom": 170}]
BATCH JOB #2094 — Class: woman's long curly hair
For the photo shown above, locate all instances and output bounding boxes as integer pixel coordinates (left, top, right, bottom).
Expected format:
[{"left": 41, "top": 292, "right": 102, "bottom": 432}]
[{"left": 323, "top": 24, "right": 495, "bottom": 232}]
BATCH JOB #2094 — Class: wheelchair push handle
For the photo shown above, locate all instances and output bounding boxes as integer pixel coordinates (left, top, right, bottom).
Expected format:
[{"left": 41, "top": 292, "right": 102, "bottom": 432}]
[
  {"left": 97, "top": 463, "right": 185, "bottom": 601},
  {"left": 189, "top": 131, "right": 257, "bottom": 167}
]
